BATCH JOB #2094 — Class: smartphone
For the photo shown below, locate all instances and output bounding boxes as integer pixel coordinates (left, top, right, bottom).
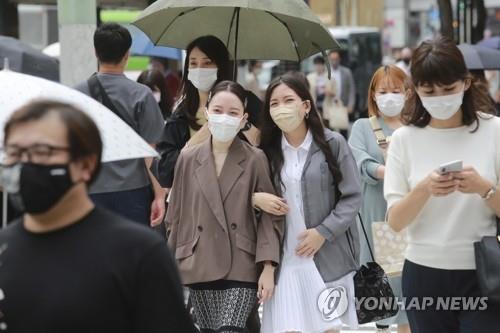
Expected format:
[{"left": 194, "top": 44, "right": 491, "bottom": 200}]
[{"left": 437, "top": 160, "right": 463, "bottom": 175}]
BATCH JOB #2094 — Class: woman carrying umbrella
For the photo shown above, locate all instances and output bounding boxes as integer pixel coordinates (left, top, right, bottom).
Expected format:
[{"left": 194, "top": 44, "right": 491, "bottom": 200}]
[
  {"left": 256, "top": 72, "right": 362, "bottom": 332},
  {"left": 166, "top": 81, "right": 283, "bottom": 333},
  {"left": 157, "top": 35, "right": 261, "bottom": 189}
]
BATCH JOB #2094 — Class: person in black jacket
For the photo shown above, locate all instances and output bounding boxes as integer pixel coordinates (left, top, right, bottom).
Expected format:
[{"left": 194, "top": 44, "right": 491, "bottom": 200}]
[
  {"left": 157, "top": 35, "right": 263, "bottom": 333},
  {"left": 157, "top": 35, "right": 262, "bottom": 189}
]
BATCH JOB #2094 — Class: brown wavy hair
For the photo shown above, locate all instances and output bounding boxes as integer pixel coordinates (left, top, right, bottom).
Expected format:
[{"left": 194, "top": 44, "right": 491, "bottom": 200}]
[{"left": 402, "top": 36, "right": 495, "bottom": 131}]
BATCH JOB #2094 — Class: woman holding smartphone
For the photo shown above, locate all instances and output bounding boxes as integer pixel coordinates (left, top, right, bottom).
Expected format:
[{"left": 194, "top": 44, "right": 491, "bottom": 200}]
[{"left": 385, "top": 37, "right": 500, "bottom": 332}]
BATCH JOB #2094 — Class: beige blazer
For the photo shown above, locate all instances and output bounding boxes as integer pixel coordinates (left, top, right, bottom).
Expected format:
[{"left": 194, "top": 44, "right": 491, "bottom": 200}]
[{"left": 166, "top": 137, "right": 284, "bottom": 285}]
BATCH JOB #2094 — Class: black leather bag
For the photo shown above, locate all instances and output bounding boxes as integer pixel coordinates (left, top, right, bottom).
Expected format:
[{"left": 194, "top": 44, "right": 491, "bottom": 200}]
[
  {"left": 474, "top": 217, "right": 500, "bottom": 304},
  {"left": 354, "top": 214, "right": 399, "bottom": 324}
]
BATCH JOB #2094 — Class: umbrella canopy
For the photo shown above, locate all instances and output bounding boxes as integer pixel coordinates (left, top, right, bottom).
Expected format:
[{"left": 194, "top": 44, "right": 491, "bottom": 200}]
[
  {"left": 128, "top": 25, "right": 183, "bottom": 60},
  {"left": 0, "top": 36, "right": 59, "bottom": 82},
  {"left": 132, "top": 0, "right": 340, "bottom": 62},
  {"left": 458, "top": 43, "right": 500, "bottom": 70},
  {"left": 0, "top": 71, "right": 158, "bottom": 163}
]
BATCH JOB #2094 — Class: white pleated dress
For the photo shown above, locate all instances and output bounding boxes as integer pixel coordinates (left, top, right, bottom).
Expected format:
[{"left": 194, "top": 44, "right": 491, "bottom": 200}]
[{"left": 262, "top": 132, "right": 342, "bottom": 333}]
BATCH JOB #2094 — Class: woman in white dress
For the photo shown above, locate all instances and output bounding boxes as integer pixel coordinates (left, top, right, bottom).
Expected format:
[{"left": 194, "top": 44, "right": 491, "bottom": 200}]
[{"left": 254, "top": 73, "right": 363, "bottom": 333}]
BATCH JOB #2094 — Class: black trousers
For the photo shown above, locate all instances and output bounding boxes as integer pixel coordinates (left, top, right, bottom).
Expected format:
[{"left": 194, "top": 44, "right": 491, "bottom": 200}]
[{"left": 402, "top": 259, "right": 500, "bottom": 333}]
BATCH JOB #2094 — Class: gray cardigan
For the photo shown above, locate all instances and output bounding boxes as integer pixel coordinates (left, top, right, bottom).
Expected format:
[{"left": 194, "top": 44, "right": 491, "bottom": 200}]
[
  {"left": 348, "top": 118, "right": 395, "bottom": 265},
  {"left": 276, "top": 129, "right": 363, "bottom": 282}
]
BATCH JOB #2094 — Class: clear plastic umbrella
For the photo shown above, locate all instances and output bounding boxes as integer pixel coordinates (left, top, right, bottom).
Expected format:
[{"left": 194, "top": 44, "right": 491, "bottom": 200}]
[
  {"left": 0, "top": 71, "right": 158, "bottom": 163},
  {"left": 0, "top": 69, "right": 159, "bottom": 227}
]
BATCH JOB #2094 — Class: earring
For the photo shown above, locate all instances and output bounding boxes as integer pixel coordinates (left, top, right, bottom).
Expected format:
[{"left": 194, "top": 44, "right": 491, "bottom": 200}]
[{"left": 305, "top": 112, "right": 310, "bottom": 119}]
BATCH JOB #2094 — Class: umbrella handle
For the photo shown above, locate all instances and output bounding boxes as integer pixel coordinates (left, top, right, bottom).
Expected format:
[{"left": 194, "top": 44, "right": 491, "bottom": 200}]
[
  {"left": 231, "top": 7, "right": 241, "bottom": 80},
  {"left": 2, "top": 191, "right": 7, "bottom": 228}
]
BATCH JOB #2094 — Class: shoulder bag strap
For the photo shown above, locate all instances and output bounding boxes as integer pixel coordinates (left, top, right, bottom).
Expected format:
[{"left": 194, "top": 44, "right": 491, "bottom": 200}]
[
  {"left": 369, "top": 116, "right": 390, "bottom": 162},
  {"left": 87, "top": 73, "right": 138, "bottom": 131}
]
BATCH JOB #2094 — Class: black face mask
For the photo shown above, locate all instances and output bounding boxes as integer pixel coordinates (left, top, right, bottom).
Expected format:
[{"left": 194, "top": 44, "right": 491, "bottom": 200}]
[{"left": 1, "top": 163, "right": 74, "bottom": 214}]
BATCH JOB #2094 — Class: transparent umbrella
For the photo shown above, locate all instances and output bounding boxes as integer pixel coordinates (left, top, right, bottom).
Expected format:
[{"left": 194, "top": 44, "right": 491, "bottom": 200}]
[
  {"left": 0, "top": 69, "right": 159, "bottom": 227},
  {"left": 0, "top": 71, "right": 158, "bottom": 163}
]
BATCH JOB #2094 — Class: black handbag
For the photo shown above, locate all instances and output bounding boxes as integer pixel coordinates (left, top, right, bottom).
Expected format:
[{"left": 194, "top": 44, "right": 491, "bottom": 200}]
[
  {"left": 474, "top": 216, "right": 500, "bottom": 304},
  {"left": 354, "top": 213, "right": 399, "bottom": 324}
]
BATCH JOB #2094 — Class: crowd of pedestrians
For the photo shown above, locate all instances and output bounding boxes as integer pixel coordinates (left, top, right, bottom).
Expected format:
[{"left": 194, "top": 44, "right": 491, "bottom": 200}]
[{"left": 0, "top": 22, "right": 499, "bottom": 333}]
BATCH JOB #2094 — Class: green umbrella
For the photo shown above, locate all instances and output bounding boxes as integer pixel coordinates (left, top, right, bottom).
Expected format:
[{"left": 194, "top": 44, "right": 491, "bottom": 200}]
[{"left": 132, "top": 0, "right": 340, "bottom": 64}]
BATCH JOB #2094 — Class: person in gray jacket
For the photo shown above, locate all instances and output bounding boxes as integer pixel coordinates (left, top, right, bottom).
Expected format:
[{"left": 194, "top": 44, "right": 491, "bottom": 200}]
[
  {"left": 329, "top": 50, "right": 356, "bottom": 138},
  {"left": 254, "top": 72, "right": 362, "bottom": 332}
]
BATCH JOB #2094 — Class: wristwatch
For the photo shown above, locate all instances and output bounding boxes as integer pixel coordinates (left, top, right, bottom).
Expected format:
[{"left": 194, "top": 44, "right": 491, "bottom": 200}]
[{"left": 482, "top": 186, "right": 497, "bottom": 200}]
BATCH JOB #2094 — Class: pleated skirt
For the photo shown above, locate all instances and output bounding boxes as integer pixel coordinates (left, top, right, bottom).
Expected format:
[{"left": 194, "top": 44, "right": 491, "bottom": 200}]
[{"left": 261, "top": 260, "right": 342, "bottom": 333}]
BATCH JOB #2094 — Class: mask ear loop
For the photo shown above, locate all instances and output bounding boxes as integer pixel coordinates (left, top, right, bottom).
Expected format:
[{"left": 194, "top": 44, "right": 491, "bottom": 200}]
[{"left": 303, "top": 100, "right": 311, "bottom": 119}]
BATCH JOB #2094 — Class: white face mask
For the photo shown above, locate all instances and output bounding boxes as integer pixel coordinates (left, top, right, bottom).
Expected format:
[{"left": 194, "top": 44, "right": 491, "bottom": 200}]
[
  {"left": 207, "top": 113, "right": 243, "bottom": 142},
  {"left": 152, "top": 91, "right": 161, "bottom": 103},
  {"left": 375, "top": 93, "right": 405, "bottom": 117},
  {"left": 188, "top": 68, "right": 218, "bottom": 92},
  {"left": 419, "top": 90, "right": 464, "bottom": 120}
]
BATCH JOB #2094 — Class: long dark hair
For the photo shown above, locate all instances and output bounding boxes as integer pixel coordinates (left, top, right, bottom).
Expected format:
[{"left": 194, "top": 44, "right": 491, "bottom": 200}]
[
  {"left": 175, "top": 35, "right": 233, "bottom": 130},
  {"left": 137, "top": 69, "right": 172, "bottom": 119},
  {"left": 259, "top": 72, "right": 342, "bottom": 188},
  {"left": 403, "top": 36, "right": 495, "bottom": 131}
]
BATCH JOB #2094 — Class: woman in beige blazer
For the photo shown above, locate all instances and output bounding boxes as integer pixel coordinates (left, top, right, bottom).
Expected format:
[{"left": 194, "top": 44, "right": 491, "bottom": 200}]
[{"left": 166, "top": 81, "right": 284, "bottom": 333}]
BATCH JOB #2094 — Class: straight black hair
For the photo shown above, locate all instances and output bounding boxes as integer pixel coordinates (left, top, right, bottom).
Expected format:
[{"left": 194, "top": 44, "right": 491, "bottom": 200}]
[
  {"left": 313, "top": 56, "right": 325, "bottom": 65},
  {"left": 137, "top": 69, "right": 172, "bottom": 119},
  {"left": 175, "top": 35, "right": 233, "bottom": 130},
  {"left": 94, "top": 23, "right": 132, "bottom": 64},
  {"left": 259, "top": 72, "right": 342, "bottom": 188}
]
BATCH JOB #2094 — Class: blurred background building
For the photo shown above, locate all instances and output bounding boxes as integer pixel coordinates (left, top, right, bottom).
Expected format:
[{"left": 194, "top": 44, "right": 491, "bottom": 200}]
[{"left": 3, "top": 0, "right": 500, "bottom": 114}]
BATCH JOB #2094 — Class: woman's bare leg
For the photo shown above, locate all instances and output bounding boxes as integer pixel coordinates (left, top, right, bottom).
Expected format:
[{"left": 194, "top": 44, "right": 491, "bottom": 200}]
[{"left": 397, "top": 324, "right": 411, "bottom": 333}]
